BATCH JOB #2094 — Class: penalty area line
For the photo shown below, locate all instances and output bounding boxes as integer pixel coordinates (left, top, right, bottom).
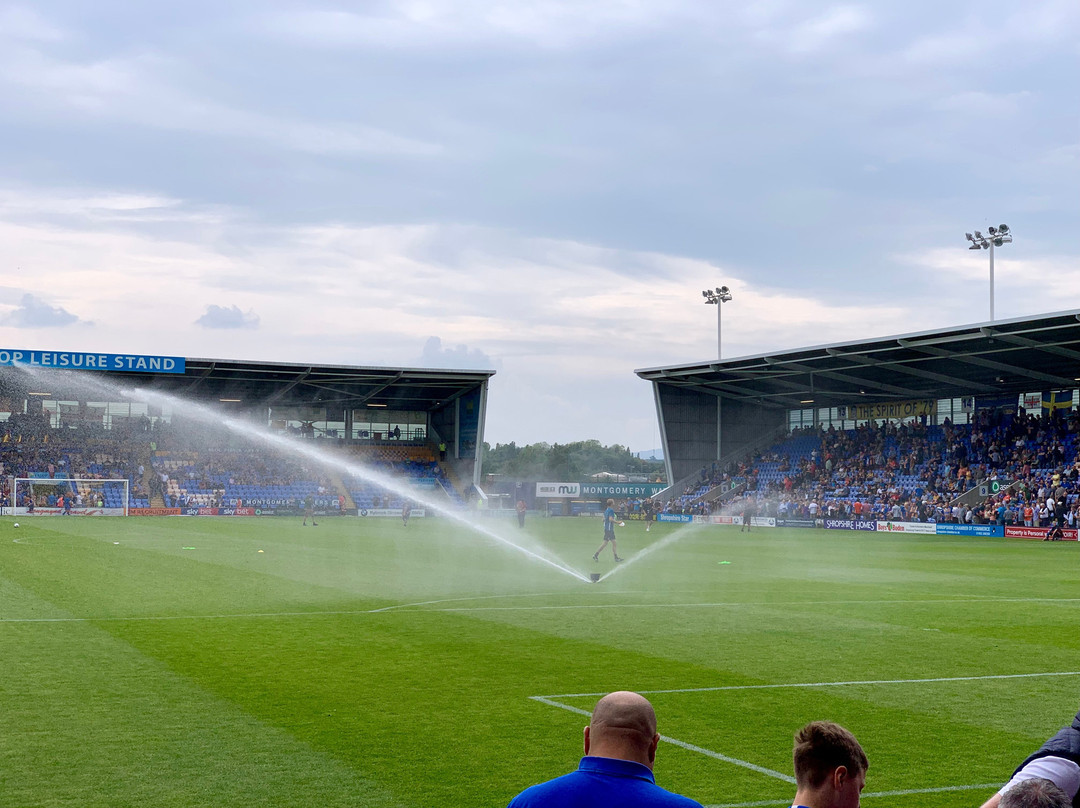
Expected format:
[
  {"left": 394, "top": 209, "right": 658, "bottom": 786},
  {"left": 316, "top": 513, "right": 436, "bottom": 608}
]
[
  {"left": 529, "top": 696, "right": 794, "bottom": 784},
  {"left": 705, "top": 782, "right": 1001, "bottom": 807}
]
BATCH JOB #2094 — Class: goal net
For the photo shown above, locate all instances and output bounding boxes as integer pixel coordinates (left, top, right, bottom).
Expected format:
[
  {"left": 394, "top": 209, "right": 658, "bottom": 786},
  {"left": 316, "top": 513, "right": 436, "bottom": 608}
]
[{"left": 12, "top": 477, "right": 130, "bottom": 517}]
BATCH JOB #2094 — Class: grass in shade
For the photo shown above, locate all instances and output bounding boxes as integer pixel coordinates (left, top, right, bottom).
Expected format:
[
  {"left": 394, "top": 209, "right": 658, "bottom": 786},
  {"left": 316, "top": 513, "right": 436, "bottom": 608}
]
[{"left": 1, "top": 514, "right": 1078, "bottom": 807}]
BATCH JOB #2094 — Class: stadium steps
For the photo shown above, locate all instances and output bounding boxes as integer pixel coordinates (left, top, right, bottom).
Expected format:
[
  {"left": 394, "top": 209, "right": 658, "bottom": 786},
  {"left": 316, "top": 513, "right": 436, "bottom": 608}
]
[
  {"left": 437, "top": 462, "right": 468, "bottom": 503},
  {"left": 136, "top": 445, "right": 158, "bottom": 508},
  {"left": 323, "top": 468, "right": 356, "bottom": 510}
]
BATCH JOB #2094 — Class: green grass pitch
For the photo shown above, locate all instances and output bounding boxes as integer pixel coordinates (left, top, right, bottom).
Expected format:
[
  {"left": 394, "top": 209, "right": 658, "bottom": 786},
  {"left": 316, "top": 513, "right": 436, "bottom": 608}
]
[{"left": 1, "top": 514, "right": 1078, "bottom": 808}]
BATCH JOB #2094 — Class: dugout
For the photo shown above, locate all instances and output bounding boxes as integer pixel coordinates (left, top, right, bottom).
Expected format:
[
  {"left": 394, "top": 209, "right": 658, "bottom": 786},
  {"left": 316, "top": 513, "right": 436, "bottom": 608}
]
[
  {"left": 0, "top": 351, "right": 494, "bottom": 488},
  {"left": 636, "top": 310, "right": 1080, "bottom": 492}
]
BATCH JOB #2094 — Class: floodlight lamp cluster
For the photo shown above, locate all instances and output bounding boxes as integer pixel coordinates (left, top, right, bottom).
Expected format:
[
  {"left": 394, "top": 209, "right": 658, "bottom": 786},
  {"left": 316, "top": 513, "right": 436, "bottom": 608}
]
[
  {"left": 702, "top": 286, "right": 733, "bottom": 304},
  {"left": 966, "top": 224, "right": 1012, "bottom": 250}
]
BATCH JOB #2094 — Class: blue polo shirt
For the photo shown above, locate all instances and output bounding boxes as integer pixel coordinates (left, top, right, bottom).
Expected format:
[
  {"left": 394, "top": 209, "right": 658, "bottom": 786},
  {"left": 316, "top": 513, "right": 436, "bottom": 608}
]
[{"left": 508, "top": 756, "right": 703, "bottom": 807}]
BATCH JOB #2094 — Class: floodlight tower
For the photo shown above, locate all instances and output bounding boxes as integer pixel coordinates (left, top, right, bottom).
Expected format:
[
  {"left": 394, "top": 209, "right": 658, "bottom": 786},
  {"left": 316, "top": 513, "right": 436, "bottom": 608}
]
[
  {"left": 702, "top": 285, "right": 733, "bottom": 358},
  {"left": 965, "top": 224, "right": 1012, "bottom": 321}
]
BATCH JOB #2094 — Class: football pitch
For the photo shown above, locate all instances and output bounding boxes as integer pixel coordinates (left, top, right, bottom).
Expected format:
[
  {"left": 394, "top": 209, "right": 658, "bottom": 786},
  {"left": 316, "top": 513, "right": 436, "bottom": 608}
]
[{"left": 1, "top": 515, "right": 1077, "bottom": 808}]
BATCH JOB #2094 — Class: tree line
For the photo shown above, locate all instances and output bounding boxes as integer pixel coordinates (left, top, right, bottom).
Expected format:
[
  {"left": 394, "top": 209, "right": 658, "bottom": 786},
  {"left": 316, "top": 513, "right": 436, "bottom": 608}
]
[{"left": 481, "top": 439, "right": 666, "bottom": 481}]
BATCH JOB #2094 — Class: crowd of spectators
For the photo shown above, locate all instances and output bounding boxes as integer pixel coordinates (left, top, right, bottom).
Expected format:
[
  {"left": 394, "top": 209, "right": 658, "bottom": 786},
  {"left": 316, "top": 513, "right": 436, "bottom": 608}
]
[
  {"left": 1, "top": 415, "right": 149, "bottom": 507},
  {"left": 679, "top": 408, "right": 1080, "bottom": 526}
]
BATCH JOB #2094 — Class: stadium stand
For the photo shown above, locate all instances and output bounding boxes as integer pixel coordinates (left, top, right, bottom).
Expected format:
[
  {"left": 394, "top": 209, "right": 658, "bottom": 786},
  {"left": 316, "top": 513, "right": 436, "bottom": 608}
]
[
  {"left": 2, "top": 414, "right": 466, "bottom": 513},
  {"left": 692, "top": 407, "right": 1080, "bottom": 526}
]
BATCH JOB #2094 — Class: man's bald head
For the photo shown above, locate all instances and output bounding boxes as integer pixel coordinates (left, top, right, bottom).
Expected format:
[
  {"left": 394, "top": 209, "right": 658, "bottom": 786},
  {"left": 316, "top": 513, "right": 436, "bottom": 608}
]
[{"left": 584, "top": 691, "right": 660, "bottom": 768}]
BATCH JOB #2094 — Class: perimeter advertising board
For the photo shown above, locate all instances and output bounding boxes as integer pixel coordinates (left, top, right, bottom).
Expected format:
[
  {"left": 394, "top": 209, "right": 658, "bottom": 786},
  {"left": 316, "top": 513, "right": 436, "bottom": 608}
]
[
  {"left": 536, "top": 482, "right": 580, "bottom": 497},
  {"left": 1005, "top": 526, "right": 1078, "bottom": 541},
  {"left": 935, "top": 524, "right": 1003, "bottom": 537},
  {"left": 824, "top": 519, "right": 878, "bottom": 531},
  {"left": 876, "top": 521, "right": 937, "bottom": 534},
  {"left": 579, "top": 483, "right": 667, "bottom": 497},
  {"left": 358, "top": 508, "right": 427, "bottom": 518},
  {"left": 13, "top": 507, "right": 109, "bottom": 517}
]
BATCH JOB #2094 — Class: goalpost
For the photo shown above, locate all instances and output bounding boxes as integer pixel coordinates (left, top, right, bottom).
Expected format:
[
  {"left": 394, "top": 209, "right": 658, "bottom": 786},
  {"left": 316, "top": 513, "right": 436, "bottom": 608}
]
[{"left": 12, "top": 478, "right": 130, "bottom": 517}]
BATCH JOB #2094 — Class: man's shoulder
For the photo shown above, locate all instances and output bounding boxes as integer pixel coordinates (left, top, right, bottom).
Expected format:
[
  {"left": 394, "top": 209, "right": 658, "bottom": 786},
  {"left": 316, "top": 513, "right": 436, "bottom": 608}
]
[{"left": 507, "top": 765, "right": 703, "bottom": 808}]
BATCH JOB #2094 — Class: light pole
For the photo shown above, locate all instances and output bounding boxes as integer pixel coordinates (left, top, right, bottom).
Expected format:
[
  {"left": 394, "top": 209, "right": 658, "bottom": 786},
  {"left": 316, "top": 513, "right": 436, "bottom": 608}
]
[
  {"left": 965, "top": 224, "right": 1012, "bottom": 321},
  {"left": 702, "top": 286, "right": 733, "bottom": 358}
]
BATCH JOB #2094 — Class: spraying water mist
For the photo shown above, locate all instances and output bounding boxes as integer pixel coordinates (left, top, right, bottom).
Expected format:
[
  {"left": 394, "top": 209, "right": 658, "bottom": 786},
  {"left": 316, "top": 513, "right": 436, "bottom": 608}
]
[
  {"left": 13, "top": 367, "right": 592, "bottom": 584},
  {"left": 599, "top": 524, "right": 701, "bottom": 582}
]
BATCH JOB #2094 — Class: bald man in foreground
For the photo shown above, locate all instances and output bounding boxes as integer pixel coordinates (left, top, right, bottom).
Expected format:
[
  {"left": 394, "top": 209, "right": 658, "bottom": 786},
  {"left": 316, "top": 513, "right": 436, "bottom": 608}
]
[{"left": 507, "top": 691, "right": 703, "bottom": 807}]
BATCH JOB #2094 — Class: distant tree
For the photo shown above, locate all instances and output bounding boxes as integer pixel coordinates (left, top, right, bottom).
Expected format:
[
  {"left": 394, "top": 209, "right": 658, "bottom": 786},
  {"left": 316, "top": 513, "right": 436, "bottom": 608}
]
[{"left": 481, "top": 440, "right": 665, "bottom": 481}]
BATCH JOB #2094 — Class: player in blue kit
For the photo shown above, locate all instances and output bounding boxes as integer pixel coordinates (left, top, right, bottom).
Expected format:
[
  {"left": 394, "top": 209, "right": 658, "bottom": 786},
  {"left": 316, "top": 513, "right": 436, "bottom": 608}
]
[{"left": 593, "top": 498, "right": 623, "bottom": 562}]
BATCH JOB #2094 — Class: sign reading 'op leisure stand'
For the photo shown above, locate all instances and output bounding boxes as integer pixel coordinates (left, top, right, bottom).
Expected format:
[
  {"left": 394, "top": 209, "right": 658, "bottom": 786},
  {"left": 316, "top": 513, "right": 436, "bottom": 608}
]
[{"left": 0, "top": 350, "right": 186, "bottom": 374}]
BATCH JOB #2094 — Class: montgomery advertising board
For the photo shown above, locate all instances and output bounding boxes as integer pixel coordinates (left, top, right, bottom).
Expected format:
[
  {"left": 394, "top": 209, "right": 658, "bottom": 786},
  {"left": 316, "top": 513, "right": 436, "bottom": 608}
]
[
  {"left": 536, "top": 482, "right": 580, "bottom": 497},
  {"left": 535, "top": 481, "right": 666, "bottom": 498},
  {"left": 579, "top": 483, "right": 667, "bottom": 498}
]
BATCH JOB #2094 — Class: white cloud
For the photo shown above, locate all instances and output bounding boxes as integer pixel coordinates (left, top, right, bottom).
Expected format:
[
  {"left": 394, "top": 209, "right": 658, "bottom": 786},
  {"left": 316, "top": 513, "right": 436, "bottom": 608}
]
[
  {"left": 417, "top": 336, "right": 497, "bottom": 370},
  {"left": 1, "top": 293, "right": 86, "bottom": 328},
  {"left": 195, "top": 305, "right": 260, "bottom": 330}
]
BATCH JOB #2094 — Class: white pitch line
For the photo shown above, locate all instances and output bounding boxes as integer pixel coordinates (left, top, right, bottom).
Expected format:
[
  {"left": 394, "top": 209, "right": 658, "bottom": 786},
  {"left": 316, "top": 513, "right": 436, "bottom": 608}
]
[
  {"left": 367, "top": 592, "right": 570, "bottom": 613},
  {"left": 0, "top": 591, "right": 656, "bottom": 626},
  {"left": 540, "top": 670, "right": 1080, "bottom": 699},
  {"left": 530, "top": 697, "right": 794, "bottom": 783},
  {"left": 421, "top": 596, "right": 1080, "bottom": 613},
  {"left": 3, "top": 595, "right": 1077, "bottom": 625},
  {"left": 705, "top": 782, "right": 1001, "bottom": 807}
]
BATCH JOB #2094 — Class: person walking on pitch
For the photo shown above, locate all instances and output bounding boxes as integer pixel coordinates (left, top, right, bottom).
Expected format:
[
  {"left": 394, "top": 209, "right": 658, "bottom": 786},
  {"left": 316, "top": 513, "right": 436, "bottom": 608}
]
[{"left": 593, "top": 499, "right": 623, "bottom": 562}]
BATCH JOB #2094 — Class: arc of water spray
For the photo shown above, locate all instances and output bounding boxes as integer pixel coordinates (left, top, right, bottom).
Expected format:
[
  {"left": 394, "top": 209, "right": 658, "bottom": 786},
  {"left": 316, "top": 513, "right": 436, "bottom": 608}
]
[
  {"left": 599, "top": 525, "right": 701, "bottom": 582},
  {"left": 135, "top": 388, "right": 591, "bottom": 583},
  {"left": 11, "top": 367, "right": 591, "bottom": 583}
]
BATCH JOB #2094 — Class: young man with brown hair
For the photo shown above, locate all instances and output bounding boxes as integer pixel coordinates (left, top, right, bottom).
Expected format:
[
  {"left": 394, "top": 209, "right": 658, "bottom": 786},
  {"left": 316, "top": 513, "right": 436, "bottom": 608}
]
[{"left": 790, "top": 720, "right": 868, "bottom": 808}]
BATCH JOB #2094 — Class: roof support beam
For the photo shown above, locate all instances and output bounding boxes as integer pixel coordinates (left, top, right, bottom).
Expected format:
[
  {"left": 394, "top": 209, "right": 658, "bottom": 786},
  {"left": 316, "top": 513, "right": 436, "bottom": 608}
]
[
  {"left": 183, "top": 363, "right": 216, "bottom": 393},
  {"left": 763, "top": 357, "right": 921, "bottom": 397},
  {"left": 980, "top": 328, "right": 1080, "bottom": 363},
  {"left": 824, "top": 348, "right": 999, "bottom": 393},
  {"left": 897, "top": 340, "right": 1077, "bottom": 387}
]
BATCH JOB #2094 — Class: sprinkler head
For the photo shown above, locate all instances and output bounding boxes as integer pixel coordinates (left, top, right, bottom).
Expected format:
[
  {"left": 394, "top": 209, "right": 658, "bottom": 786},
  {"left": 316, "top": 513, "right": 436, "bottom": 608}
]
[{"left": 589, "top": 573, "right": 601, "bottom": 583}]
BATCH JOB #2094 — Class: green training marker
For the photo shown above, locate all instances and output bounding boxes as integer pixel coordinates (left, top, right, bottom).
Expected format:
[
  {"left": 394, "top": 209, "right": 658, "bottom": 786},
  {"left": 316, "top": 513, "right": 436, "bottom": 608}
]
[
  {"left": 718, "top": 561, "right": 732, "bottom": 565},
  {"left": 182, "top": 546, "right": 197, "bottom": 550}
]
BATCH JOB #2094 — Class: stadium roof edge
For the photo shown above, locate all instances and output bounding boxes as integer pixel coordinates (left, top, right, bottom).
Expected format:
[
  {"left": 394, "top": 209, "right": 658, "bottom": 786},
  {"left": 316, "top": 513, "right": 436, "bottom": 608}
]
[
  {"left": 635, "top": 308, "right": 1080, "bottom": 374},
  {"left": 181, "top": 356, "right": 495, "bottom": 379},
  {"left": 636, "top": 309, "right": 1080, "bottom": 411},
  {"left": 1, "top": 355, "right": 495, "bottom": 412}
]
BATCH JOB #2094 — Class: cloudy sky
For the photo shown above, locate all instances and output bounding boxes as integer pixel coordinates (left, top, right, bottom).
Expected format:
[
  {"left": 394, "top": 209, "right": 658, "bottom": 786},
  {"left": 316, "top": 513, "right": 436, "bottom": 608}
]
[{"left": 0, "top": 1, "right": 1077, "bottom": 451}]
